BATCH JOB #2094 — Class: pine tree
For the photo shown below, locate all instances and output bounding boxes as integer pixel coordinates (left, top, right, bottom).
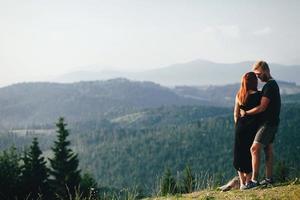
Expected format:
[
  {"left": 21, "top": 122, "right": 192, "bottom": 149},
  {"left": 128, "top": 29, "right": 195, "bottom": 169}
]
[
  {"left": 49, "top": 117, "right": 81, "bottom": 199},
  {"left": 20, "top": 137, "right": 50, "bottom": 199},
  {"left": 160, "top": 168, "right": 176, "bottom": 196},
  {"left": 182, "top": 165, "right": 195, "bottom": 193},
  {"left": 0, "top": 147, "right": 21, "bottom": 200},
  {"left": 80, "top": 173, "right": 98, "bottom": 198}
]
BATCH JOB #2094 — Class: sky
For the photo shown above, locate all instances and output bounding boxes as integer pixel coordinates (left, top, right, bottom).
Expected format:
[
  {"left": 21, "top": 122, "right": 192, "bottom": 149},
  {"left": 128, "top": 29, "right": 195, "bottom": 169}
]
[{"left": 0, "top": 0, "right": 300, "bottom": 87}]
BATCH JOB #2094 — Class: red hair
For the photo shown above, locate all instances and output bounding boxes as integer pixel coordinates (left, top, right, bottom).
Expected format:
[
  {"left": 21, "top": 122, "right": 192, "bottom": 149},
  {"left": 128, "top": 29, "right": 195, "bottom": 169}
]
[{"left": 237, "top": 72, "right": 258, "bottom": 105}]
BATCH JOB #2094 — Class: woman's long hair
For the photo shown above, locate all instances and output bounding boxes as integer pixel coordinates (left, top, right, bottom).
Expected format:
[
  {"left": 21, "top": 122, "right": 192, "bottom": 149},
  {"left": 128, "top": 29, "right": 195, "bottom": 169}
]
[{"left": 237, "top": 72, "right": 258, "bottom": 105}]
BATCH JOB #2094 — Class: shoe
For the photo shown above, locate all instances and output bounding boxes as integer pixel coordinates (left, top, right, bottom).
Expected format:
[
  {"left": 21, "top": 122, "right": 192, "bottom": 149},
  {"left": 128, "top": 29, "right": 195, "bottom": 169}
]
[
  {"left": 244, "top": 180, "right": 260, "bottom": 189},
  {"left": 260, "top": 178, "right": 274, "bottom": 185}
]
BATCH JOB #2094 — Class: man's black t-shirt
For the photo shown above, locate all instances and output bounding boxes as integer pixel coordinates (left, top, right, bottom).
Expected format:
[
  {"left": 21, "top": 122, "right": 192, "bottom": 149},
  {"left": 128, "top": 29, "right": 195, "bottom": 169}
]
[{"left": 261, "top": 79, "right": 281, "bottom": 125}]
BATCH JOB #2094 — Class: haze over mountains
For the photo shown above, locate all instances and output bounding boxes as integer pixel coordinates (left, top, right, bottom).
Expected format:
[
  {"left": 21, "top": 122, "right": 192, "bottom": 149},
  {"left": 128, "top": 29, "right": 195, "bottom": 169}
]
[
  {"left": 0, "top": 78, "right": 300, "bottom": 129},
  {"left": 1, "top": 60, "right": 300, "bottom": 194},
  {"left": 0, "top": 79, "right": 206, "bottom": 129},
  {"left": 1, "top": 79, "right": 299, "bottom": 194},
  {"left": 54, "top": 59, "right": 300, "bottom": 86},
  {"left": 1, "top": 59, "right": 300, "bottom": 129}
]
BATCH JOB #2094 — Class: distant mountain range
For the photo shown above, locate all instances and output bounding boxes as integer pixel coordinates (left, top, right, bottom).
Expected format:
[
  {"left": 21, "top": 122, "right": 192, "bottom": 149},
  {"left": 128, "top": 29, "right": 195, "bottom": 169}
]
[
  {"left": 0, "top": 79, "right": 206, "bottom": 129},
  {"left": 0, "top": 78, "right": 300, "bottom": 129},
  {"left": 54, "top": 59, "right": 300, "bottom": 86},
  {"left": 1, "top": 78, "right": 300, "bottom": 193},
  {"left": 173, "top": 80, "right": 300, "bottom": 107}
]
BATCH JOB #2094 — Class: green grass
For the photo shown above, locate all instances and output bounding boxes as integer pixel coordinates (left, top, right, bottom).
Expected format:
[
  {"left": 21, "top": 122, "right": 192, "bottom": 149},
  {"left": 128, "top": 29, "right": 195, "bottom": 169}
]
[
  {"left": 145, "top": 179, "right": 300, "bottom": 200},
  {"left": 111, "top": 111, "right": 146, "bottom": 124}
]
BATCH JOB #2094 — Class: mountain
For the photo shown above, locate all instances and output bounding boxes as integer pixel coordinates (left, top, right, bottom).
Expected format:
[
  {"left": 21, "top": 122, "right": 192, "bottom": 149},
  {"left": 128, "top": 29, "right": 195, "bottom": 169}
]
[
  {"left": 133, "top": 60, "right": 251, "bottom": 86},
  {"left": 173, "top": 81, "right": 300, "bottom": 107},
  {"left": 70, "top": 102, "right": 300, "bottom": 195},
  {"left": 110, "top": 105, "right": 231, "bottom": 129},
  {"left": 54, "top": 60, "right": 300, "bottom": 86},
  {"left": 54, "top": 69, "right": 126, "bottom": 83},
  {"left": 282, "top": 93, "right": 300, "bottom": 104},
  {"left": 0, "top": 78, "right": 208, "bottom": 129},
  {"left": 1, "top": 78, "right": 300, "bottom": 129},
  {"left": 1, "top": 102, "right": 300, "bottom": 196},
  {"left": 1, "top": 99, "right": 300, "bottom": 197},
  {"left": 0, "top": 79, "right": 300, "bottom": 196}
]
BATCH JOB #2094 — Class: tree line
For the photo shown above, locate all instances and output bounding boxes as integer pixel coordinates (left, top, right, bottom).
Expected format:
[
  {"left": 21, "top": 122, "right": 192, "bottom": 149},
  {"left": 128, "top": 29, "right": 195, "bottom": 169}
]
[
  {"left": 1, "top": 103, "right": 299, "bottom": 198},
  {"left": 0, "top": 117, "right": 97, "bottom": 200}
]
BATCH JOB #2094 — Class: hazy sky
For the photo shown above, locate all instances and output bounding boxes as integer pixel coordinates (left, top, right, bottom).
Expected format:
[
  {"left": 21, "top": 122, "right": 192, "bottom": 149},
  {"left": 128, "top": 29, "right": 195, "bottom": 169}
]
[{"left": 0, "top": 0, "right": 299, "bottom": 86}]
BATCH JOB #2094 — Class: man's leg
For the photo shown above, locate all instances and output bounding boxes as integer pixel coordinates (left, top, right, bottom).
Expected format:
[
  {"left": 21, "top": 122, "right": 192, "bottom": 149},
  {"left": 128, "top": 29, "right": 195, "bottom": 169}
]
[
  {"left": 264, "top": 144, "right": 273, "bottom": 179},
  {"left": 251, "top": 142, "right": 262, "bottom": 181}
]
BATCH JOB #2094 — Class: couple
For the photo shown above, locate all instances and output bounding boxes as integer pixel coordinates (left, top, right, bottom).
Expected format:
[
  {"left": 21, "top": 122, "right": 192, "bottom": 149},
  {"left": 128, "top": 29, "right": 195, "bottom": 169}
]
[{"left": 223, "top": 60, "right": 281, "bottom": 191}]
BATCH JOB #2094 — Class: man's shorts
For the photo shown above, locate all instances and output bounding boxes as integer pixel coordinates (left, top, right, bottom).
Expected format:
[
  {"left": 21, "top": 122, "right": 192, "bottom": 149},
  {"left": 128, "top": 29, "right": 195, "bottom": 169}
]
[{"left": 254, "top": 124, "right": 278, "bottom": 146}]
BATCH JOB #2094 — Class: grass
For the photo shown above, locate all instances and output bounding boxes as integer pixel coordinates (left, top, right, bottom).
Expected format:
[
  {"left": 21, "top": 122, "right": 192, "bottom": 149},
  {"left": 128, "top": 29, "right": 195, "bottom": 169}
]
[
  {"left": 144, "top": 179, "right": 300, "bottom": 200},
  {"left": 111, "top": 111, "right": 145, "bottom": 124}
]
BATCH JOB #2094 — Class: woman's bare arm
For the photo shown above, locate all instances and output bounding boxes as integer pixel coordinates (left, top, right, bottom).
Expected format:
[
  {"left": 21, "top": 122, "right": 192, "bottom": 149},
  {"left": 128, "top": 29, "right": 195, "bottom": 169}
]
[{"left": 234, "top": 95, "right": 240, "bottom": 124}]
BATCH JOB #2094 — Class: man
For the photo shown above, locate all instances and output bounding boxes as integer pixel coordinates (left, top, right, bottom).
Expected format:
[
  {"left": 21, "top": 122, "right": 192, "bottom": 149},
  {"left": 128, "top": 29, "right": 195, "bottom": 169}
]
[{"left": 241, "top": 60, "right": 281, "bottom": 189}]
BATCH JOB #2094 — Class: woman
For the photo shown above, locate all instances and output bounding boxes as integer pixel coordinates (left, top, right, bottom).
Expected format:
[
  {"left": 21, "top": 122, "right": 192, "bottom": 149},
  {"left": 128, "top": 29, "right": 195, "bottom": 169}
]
[{"left": 233, "top": 72, "right": 261, "bottom": 189}]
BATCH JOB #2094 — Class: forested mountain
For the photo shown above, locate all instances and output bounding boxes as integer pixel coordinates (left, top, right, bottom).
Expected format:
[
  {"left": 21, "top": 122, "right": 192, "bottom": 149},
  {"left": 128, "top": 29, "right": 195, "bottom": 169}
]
[
  {"left": 0, "top": 79, "right": 299, "bottom": 128},
  {"left": 282, "top": 93, "right": 300, "bottom": 104},
  {"left": 68, "top": 103, "right": 300, "bottom": 195},
  {"left": 110, "top": 105, "right": 230, "bottom": 129},
  {"left": 1, "top": 103, "right": 299, "bottom": 196},
  {"left": 0, "top": 79, "right": 208, "bottom": 128},
  {"left": 0, "top": 79, "right": 300, "bottom": 196},
  {"left": 173, "top": 81, "right": 300, "bottom": 107}
]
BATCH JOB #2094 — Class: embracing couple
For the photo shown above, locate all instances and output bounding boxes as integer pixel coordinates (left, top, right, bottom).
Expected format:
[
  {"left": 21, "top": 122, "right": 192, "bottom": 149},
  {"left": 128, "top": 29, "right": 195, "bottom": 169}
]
[{"left": 222, "top": 60, "right": 281, "bottom": 191}]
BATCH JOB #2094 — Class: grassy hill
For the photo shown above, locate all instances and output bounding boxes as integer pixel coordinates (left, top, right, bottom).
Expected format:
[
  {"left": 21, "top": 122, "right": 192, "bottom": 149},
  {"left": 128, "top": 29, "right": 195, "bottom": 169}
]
[{"left": 145, "top": 180, "right": 300, "bottom": 200}]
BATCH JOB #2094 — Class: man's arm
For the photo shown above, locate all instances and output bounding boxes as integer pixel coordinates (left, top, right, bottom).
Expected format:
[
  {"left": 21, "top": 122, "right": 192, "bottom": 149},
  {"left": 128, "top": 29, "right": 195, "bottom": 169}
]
[{"left": 240, "top": 96, "right": 270, "bottom": 117}]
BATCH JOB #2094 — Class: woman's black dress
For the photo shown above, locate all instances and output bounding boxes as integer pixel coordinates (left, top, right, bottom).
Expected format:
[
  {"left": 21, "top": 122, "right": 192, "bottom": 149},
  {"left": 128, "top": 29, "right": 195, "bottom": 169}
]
[{"left": 233, "top": 92, "right": 261, "bottom": 173}]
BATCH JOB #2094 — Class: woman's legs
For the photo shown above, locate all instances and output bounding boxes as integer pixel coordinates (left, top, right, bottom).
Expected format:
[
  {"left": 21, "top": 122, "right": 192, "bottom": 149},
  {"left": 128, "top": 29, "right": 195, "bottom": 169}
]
[
  {"left": 238, "top": 171, "right": 246, "bottom": 186},
  {"left": 245, "top": 172, "right": 252, "bottom": 184}
]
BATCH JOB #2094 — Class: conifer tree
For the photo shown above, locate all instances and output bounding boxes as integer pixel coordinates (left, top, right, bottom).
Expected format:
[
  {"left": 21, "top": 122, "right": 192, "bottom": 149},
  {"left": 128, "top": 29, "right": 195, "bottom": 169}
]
[
  {"left": 0, "top": 147, "right": 21, "bottom": 200},
  {"left": 49, "top": 117, "right": 81, "bottom": 199},
  {"left": 20, "top": 137, "right": 50, "bottom": 199},
  {"left": 182, "top": 165, "right": 195, "bottom": 193},
  {"left": 80, "top": 173, "right": 98, "bottom": 198},
  {"left": 160, "top": 168, "right": 176, "bottom": 196}
]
